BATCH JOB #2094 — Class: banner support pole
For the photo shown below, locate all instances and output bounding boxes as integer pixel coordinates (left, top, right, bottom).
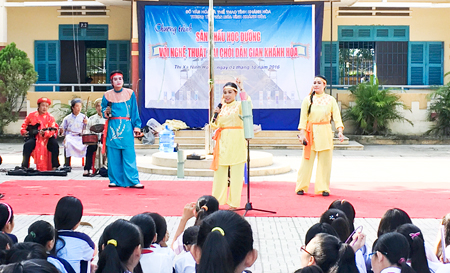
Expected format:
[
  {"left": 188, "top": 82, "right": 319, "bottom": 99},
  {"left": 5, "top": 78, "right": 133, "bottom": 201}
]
[
  {"left": 329, "top": 0, "right": 333, "bottom": 96},
  {"left": 207, "top": 0, "right": 215, "bottom": 154}
]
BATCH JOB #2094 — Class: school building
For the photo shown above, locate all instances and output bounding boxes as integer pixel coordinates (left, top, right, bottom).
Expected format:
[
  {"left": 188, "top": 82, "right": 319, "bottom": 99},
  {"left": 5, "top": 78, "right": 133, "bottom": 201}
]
[{"left": 1, "top": 0, "right": 449, "bottom": 134}]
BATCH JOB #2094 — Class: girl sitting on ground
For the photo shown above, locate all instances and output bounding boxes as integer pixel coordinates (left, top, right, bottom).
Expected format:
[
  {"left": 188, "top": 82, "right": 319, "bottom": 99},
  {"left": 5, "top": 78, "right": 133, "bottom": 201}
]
[
  {"left": 171, "top": 195, "right": 219, "bottom": 255},
  {"left": 0, "top": 203, "right": 17, "bottom": 244},
  {"left": 329, "top": 199, "right": 356, "bottom": 233},
  {"left": 174, "top": 226, "right": 199, "bottom": 273},
  {"left": 371, "top": 232, "right": 416, "bottom": 273},
  {"left": 24, "top": 220, "right": 75, "bottom": 273},
  {"left": 377, "top": 208, "right": 412, "bottom": 237},
  {"left": 300, "top": 233, "right": 359, "bottom": 273},
  {"left": 326, "top": 200, "right": 371, "bottom": 273},
  {"left": 148, "top": 213, "right": 175, "bottom": 261},
  {"left": 397, "top": 223, "right": 441, "bottom": 273},
  {"left": 130, "top": 213, "right": 172, "bottom": 273},
  {"left": 53, "top": 196, "right": 96, "bottom": 273},
  {"left": 191, "top": 210, "right": 258, "bottom": 273},
  {"left": 96, "top": 219, "right": 142, "bottom": 273}
]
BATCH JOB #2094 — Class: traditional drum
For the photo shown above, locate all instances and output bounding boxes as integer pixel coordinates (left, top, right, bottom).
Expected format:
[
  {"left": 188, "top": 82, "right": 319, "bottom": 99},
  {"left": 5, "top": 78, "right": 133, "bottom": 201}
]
[{"left": 82, "top": 134, "right": 98, "bottom": 145}]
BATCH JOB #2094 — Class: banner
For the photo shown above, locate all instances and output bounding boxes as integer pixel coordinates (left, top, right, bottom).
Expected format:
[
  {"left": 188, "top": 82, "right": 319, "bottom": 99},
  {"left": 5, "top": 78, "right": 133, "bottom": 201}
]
[{"left": 144, "top": 5, "right": 315, "bottom": 110}]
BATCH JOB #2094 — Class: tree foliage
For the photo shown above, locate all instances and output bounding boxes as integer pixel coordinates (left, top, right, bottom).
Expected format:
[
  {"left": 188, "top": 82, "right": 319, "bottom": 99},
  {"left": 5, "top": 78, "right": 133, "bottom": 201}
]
[
  {"left": 51, "top": 96, "right": 97, "bottom": 124},
  {"left": 426, "top": 72, "right": 450, "bottom": 136},
  {"left": 0, "top": 43, "right": 37, "bottom": 133},
  {"left": 342, "top": 76, "right": 413, "bottom": 135}
]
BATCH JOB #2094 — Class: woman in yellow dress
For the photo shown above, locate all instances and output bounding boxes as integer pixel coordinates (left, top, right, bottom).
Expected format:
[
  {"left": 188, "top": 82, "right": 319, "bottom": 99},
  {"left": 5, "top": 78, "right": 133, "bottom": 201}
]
[
  {"left": 296, "top": 75, "right": 344, "bottom": 196},
  {"left": 210, "top": 78, "right": 248, "bottom": 209}
]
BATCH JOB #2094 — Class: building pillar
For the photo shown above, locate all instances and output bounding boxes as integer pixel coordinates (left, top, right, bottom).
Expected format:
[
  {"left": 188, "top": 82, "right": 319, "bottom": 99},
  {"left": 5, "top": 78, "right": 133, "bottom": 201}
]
[
  {"left": 131, "top": 0, "right": 139, "bottom": 100},
  {"left": 0, "top": 0, "right": 7, "bottom": 50}
]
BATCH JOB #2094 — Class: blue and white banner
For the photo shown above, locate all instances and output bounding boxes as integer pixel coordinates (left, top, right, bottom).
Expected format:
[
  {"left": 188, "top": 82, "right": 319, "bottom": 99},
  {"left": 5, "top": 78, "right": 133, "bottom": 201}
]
[{"left": 144, "top": 5, "right": 315, "bottom": 109}]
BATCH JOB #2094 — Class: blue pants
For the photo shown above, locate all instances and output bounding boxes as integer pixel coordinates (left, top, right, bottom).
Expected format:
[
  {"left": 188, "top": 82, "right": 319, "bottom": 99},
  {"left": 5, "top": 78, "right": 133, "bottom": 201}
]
[{"left": 107, "top": 146, "right": 140, "bottom": 187}]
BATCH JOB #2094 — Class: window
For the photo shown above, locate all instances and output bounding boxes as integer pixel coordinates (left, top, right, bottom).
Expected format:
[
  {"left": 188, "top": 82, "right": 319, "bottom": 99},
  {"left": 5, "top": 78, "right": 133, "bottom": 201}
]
[
  {"left": 338, "top": 41, "right": 408, "bottom": 85},
  {"left": 86, "top": 41, "right": 107, "bottom": 84},
  {"left": 321, "top": 26, "right": 444, "bottom": 85}
]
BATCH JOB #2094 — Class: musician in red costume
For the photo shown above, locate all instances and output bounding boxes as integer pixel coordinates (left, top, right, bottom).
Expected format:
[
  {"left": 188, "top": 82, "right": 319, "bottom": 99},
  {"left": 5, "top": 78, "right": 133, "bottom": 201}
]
[{"left": 20, "top": 97, "right": 60, "bottom": 170}]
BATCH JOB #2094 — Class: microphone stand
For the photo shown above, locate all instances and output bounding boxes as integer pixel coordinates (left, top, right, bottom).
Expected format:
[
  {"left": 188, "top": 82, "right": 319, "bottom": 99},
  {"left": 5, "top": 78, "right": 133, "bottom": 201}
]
[{"left": 234, "top": 138, "right": 276, "bottom": 217}]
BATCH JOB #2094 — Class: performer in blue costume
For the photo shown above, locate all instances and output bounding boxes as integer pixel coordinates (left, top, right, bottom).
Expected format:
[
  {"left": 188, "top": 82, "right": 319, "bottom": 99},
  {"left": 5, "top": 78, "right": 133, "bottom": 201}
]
[{"left": 102, "top": 70, "right": 144, "bottom": 188}]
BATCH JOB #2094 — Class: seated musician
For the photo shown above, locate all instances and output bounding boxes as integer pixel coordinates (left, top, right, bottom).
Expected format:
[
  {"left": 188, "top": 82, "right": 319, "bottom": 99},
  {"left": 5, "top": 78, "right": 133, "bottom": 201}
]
[
  {"left": 84, "top": 98, "right": 105, "bottom": 176},
  {"left": 59, "top": 98, "right": 87, "bottom": 171},
  {"left": 20, "top": 97, "right": 60, "bottom": 170}
]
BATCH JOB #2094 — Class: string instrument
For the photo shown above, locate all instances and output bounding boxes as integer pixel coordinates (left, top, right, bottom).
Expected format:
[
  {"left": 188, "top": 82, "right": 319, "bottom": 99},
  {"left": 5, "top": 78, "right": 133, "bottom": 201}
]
[{"left": 24, "top": 124, "right": 57, "bottom": 141}]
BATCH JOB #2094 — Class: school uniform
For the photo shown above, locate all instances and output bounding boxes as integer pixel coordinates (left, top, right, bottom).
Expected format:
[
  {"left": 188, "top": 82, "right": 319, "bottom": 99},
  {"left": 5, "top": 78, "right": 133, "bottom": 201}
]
[
  {"left": 436, "top": 264, "right": 450, "bottom": 273},
  {"left": 172, "top": 233, "right": 184, "bottom": 255},
  {"left": 152, "top": 243, "right": 176, "bottom": 261},
  {"left": 48, "top": 254, "right": 76, "bottom": 273},
  {"left": 55, "top": 230, "right": 95, "bottom": 273},
  {"left": 380, "top": 267, "right": 401, "bottom": 273},
  {"left": 355, "top": 247, "right": 367, "bottom": 273},
  {"left": 174, "top": 251, "right": 196, "bottom": 273},
  {"left": 139, "top": 245, "right": 173, "bottom": 273},
  {"left": 7, "top": 233, "right": 17, "bottom": 244}
]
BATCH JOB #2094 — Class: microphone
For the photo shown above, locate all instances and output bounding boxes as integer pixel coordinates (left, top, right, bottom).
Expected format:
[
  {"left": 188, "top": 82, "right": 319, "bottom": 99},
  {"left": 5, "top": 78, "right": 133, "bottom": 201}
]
[
  {"left": 106, "top": 101, "right": 112, "bottom": 118},
  {"left": 212, "top": 103, "right": 222, "bottom": 123}
]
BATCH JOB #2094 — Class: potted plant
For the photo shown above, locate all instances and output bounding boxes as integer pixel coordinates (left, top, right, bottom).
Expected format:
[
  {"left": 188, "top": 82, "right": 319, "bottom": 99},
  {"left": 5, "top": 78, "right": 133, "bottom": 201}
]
[{"left": 342, "top": 76, "right": 413, "bottom": 135}]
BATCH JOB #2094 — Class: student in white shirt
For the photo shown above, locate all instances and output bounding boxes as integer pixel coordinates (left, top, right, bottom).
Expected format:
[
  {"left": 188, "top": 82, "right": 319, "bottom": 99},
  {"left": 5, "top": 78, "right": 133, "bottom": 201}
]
[
  {"left": 174, "top": 226, "right": 199, "bottom": 273},
  {"left": 24, "top": 220, "right": 75, "bottom": 273},
  {"left": 371, "top": 232, "right": 416, "bottom": 273},
  {"left": 397, "top": 224, "right": 441, "bottom": 273},
  {"left": 300, "top": 233, "right": 359, "bottom": 273},
  {"left": 53, "top": 196, "right": 96, "bottom": 273},
  {"left": 96, "top": 219, "right": 142, "bottom": 273},
  {"left": 148, "top": 213, "right": 175, "bottom": 261},
  {"left": 191, "top": 210, "right": 258, "bottom": 273},
  {"left": 130, "top": 213, "right": 173, "bottom": 273},
  {"left": 171, "top": 195, "right": 219, "bottom": 255}
]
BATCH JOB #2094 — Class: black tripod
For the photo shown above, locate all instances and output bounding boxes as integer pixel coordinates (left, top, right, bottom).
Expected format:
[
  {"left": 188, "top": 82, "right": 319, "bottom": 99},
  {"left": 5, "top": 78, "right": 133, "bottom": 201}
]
[{"left": 234, "top": 139, "right": 276, "bottom": 217}]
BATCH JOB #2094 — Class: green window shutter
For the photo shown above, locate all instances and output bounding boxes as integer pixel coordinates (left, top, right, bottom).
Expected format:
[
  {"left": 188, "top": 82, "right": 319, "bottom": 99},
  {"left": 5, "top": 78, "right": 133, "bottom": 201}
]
[
  {"left": 427, "top": 42, "right": 443, "bottom": 85},
  {"left": 408, "top": 42, "right": 425, "bottom": 85},
  {"left": 34, "top": 40, "right": 60, "bottom": 91},
  {"left": 107, "top": 41, "right": 130, "bottom": 84},
  {"left": 408, "top": 42, "right": 443, "bottom": 85},
  {"left": 321, "top": 42, "right": 339, "bottom": 85},
  {"left": 59, "top": 24, "right": 108, "bottom": 41}
]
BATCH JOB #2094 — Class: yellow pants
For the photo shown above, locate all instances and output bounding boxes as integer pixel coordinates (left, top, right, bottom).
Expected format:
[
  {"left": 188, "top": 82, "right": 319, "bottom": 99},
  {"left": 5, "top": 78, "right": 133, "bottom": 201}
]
[
  {"left": 212, "top": 162, "right": 245, "bottom": 208},
  {"left": 295, "top": 149, "right": 333, "bottom": 194}
]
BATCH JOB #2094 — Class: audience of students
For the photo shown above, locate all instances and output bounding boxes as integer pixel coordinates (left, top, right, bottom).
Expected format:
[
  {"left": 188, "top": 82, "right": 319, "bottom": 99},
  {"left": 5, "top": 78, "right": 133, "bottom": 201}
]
[{"left": 3, "top": 195, "right": 450, "bottom": 273}]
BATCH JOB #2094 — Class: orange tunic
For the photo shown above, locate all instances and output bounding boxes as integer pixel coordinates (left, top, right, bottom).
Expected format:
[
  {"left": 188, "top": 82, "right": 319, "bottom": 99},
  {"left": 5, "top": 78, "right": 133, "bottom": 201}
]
[{"left": 21, "top": 111, "right": 58, "bottom": 171}]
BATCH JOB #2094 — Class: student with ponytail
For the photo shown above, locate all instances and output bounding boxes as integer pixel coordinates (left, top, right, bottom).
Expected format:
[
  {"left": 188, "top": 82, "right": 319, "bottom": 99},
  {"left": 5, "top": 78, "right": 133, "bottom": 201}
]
[
  {"left": 0, "top": 203, "right": 17, "bottom": 244},
  {"left": 296, "top": 76, "right": 344, "bottom": 196},
  {"left": 371, "top": 232, "right": 416, "bottom": 273},
  {"left": 24, "top": 220, "right": 75, "bottom": 273},
  {"left": 96, "top": 219, "right": 142, "bottom": 273},
  {"left": 130, "top": 213, "right": 172, "bottom": 273},
  {"left": 191, "top": 210, "right": 258, "bottom": 273},
  {"left": 53, "top": 196, "right": 95, "bottom": 273},
  {"left": 397, "top": 224, "right": 440, "bottom": 273},
  {"left": 171, "top": 195, "right": 219, "bottom": 255},
  {"left": 300, "top": 233, "right": 359, "bottom": 273}
]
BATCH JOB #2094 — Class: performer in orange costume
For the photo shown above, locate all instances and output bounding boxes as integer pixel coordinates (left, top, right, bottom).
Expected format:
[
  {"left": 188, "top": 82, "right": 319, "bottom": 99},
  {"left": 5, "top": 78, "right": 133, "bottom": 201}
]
[{"left": 20, "top": 97, "right": 60, "bottom": 171}]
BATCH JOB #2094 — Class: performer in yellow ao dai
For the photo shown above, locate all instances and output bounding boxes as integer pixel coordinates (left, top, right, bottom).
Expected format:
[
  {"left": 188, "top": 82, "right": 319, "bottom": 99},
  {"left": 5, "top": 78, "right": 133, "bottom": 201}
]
[
  {"left": 210, "top": 78, "right": 249, "bottom": 209},
  {"left": 296, "top": 75, "right": 344, "bottom": 196}
]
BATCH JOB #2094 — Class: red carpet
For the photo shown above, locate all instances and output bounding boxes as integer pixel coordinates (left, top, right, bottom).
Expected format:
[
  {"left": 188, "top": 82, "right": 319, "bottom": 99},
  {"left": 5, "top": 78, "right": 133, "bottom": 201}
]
[{"left": 1, "top": 180, "right": 449, "bottom": 218}]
